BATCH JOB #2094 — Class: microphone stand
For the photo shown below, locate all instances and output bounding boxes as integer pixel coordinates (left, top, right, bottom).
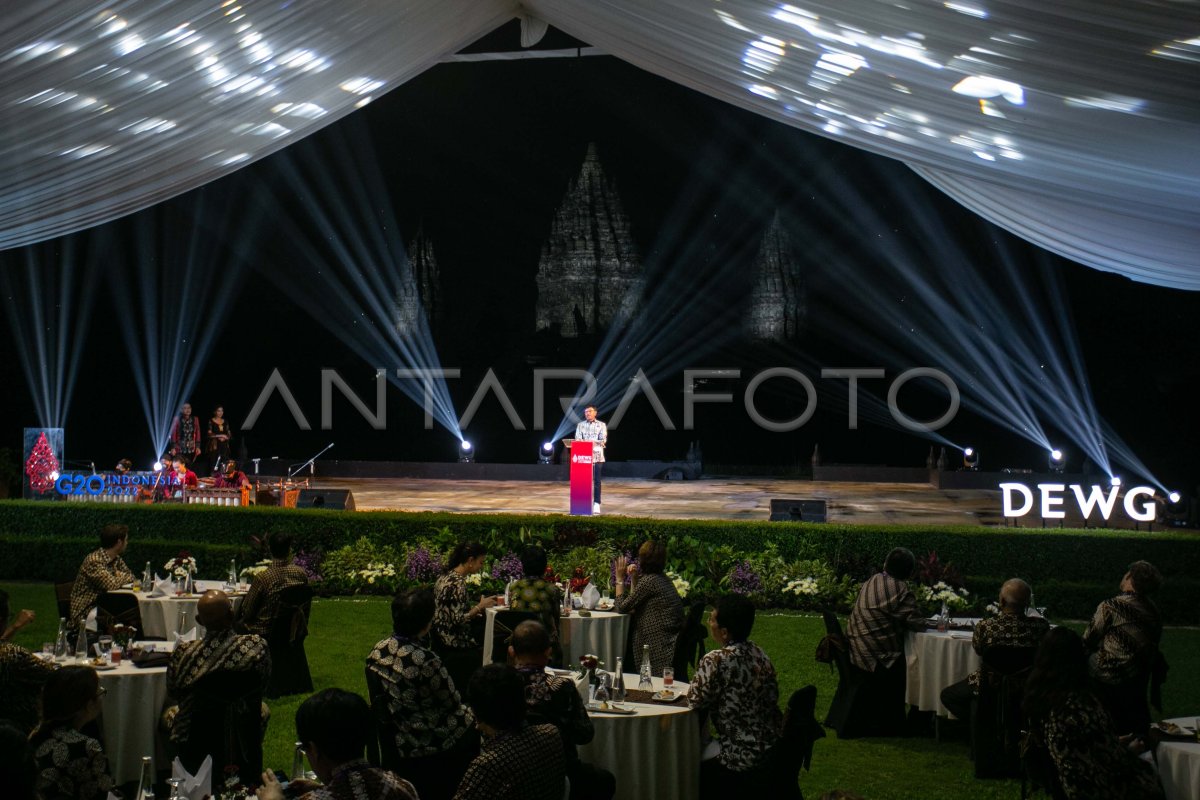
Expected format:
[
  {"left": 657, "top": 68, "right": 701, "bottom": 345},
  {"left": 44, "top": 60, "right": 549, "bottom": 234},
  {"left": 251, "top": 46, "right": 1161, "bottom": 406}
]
[{"left": 288, "top": 443, "right": 334, "bottom": 480}]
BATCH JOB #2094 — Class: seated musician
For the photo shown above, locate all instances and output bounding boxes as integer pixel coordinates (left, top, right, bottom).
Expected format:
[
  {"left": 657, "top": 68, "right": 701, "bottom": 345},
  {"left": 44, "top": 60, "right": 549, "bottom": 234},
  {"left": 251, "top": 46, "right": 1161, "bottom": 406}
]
[
  {"left": 213, "top": 460, "right": 251, "bottom": 490},
  {"left": 172, "top": 457, "right": 199, "bottom": 490}
]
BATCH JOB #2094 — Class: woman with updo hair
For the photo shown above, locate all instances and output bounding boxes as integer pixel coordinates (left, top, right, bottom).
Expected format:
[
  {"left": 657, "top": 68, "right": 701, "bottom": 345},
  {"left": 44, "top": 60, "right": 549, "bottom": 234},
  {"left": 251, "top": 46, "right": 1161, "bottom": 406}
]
[
  {"left": 30, "top": 666, "right": 115, "bottom": 800},
  {"left": 613, "top": 540, "right": 684, "bottom": 676},
  {"left": 433, "top": 541, "right": 503, "bottom": 693}
]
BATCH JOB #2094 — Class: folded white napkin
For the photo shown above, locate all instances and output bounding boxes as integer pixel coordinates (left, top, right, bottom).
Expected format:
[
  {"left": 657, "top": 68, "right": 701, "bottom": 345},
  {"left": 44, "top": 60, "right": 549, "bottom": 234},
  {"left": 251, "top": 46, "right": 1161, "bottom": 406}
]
[
  {"left": 85, "top": 607, "right": 98, "bottom": 633},
  {"left": 581, "top": 584, "right": 600, "bottom": 610},
  {"left": 172, "top": 755, "right": 212, "bottom": 800},
  {"left": 149, "top": 576, "right": 175, "bottom": 597},
  {"left": 107, "top": 793, "right": 120, "bottom": 800},
  {"left": 173, "top": 628, "right": 197, "bottom": 644}
]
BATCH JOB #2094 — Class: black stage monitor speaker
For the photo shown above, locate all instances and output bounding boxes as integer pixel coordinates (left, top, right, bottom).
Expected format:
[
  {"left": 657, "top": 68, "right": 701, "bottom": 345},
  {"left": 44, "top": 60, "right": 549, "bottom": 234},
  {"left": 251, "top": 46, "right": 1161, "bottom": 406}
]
[
  {"left": 769, "top": 498, "right": 827, "bottom": 523},
  {"left": 296, "top": 488, "right": 356, "bottom": 511}
]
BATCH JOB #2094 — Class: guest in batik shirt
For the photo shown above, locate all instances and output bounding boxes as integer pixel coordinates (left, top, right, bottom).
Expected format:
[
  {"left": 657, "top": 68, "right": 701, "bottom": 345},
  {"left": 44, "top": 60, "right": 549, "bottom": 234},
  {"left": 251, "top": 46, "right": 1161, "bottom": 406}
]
[
  {"left": 256, "top": 689, "right": 417, "bottom": 800},
  {"left": 164, "top": 590, "right": 271, "bottom": 745},
  {"left": 612, "top": 540, "right": 684, "bottom": 676},
  {"left": 236, "top": 533, "right": 309, "bottom": 637},
  {"left": 30, "top": 666, "right": 115, "bottom": 800},
  {"left": 843, "top": 547, "right": 921, "bottom": 736},
  {"left": 455, "top": 663, "right": 565, "bottom": 800},
  {"left": 68, "top": 524, "right": 135, "bottom": 626},
  {"left": 508, "top": 546, "right": 562, "bottom": 651},
  {"left": 688, "top": 594, "right": 782, "bottom": 794},
  {"left": 0, "top": 590, "right": 55, "bottom": 735},
  {"left": 510, "top": 621, "right": 615, "bottom": 800},
  {"left": 434, "top": 542, "right": 501, "bottom": 692},
  {"left": 939, "top": 578, "right": 1050, "bottom": 721},
  {"left": 1083, "top": 560, "right": 1164, "bottom": 735},
  {"left": 1023, "top": 628, "right": 1163, "bottom": 800},
  {"left": 367, "top": 587, "right": 476, "bottom": 800}
]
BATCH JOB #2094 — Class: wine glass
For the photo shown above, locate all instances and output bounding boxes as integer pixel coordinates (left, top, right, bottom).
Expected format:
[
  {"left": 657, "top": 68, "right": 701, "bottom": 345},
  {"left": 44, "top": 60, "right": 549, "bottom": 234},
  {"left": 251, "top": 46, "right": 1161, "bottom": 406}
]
[{"left": 166, "top": 777, "right": 183, "bottom": 800}]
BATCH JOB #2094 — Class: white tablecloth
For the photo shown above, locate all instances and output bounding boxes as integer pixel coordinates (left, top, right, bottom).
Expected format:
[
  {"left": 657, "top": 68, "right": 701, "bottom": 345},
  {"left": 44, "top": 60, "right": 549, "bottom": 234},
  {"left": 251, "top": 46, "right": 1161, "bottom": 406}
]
[
  {"left": 482, "top": 608, "right": 629, "bottom": 669},
  {"left": 120, "top": 580, "right": 244, "bottom": 639},
  {"left": 578, "top": 674, "right": 699, "bottom": 800},
  {"left": 1158, "top": 717, "right": 1200, "bottom": 800},
  {"left": 97, "top": 651, "right": 171, "bottom": 783},
  {"left": 904, "top": 620, "right": 981, "bottom": 718}
]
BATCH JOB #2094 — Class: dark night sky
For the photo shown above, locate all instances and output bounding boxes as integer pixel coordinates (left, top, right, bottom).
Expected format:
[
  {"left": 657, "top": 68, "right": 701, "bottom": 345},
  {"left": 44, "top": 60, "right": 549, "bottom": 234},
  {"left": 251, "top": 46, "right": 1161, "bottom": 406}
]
[{"left": 1, "top": 27, "right": 1197, "bottom": 490}]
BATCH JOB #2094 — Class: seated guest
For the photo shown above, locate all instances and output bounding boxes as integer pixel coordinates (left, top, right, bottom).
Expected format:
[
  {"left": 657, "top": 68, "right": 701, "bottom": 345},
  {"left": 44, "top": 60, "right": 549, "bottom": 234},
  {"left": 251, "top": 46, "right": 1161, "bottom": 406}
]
[
  {"left": 0, "top": 720, "right": 39, "bottom": 800},
  {"left": 1083, "top": 561, "right": 1163, "bottom": 735},
  {"left": 844, "top": 547, "right": 921, "bottom": 737},
  {"left": 236, "top": 533, "right": 309, "bottom": 637},
  {"left": 0, "top": 590, "right": 55, "bottom": 734},
  {"left": 687, "top": 594, "right": 782, "bottom": 795},
  {"left": 455, "top": 663, "right": 565, "bottom": 800},
  {"left": 366, "top": 587, "right": 476, "bottom": 800},
  {"left": 30, "top": 666, "right": 116, "bottom": 800},
  {"left": 164, "top": 590, "right": 271, "bottom": 748},
  {"left": 255, "top": 689, "right": 417, "bottom": 800},
  {"left": 68, "top": 524, "right": 135, "bottom": 627},
  {"left": 612, "top": 540, "right": 684, "bottom": 676},
  {"left": 214, "top": 459, "right": 251, "bottom": 489},
  {"left": 434, "top": 542, "right": 501, "bottom": 691},
  {"left": 940, "top": 578, "right": 1050, "bottom": 722},
  {"left": 1023, "top": 628, "right": 1163, "bottom": 800},
  {"left": 509, "top": 620, "right": 615, "bottom": 800},
  {"left": 507, "top": 546, "right": 563, "bottom": 655}
]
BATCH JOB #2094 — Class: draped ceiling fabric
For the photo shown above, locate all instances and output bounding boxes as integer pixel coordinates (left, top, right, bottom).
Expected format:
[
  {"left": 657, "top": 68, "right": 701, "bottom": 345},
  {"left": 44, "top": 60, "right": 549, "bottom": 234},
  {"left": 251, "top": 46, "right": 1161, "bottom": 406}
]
[{"left": 1, "top": 1, "right": 1197, "bottom": 288}]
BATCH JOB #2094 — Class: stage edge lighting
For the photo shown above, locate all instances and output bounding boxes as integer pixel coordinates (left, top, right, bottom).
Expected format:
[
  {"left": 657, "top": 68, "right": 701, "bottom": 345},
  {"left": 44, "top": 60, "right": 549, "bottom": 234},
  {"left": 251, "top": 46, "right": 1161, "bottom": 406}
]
[
  {"left": 962, "top": 447, "right": 979, "bottom": 470},
  {"left": 1168, "top": 491, "right": 1181, "bottom": 504},
  {"left": 538, "top": 442, "right": 554, "bottom": 464},
  {"left": 458, "top": 440, "right": 474, "bottom": 463},
  {"left": 1048, "top": 448, "right": 1065, "bottom": 473}
]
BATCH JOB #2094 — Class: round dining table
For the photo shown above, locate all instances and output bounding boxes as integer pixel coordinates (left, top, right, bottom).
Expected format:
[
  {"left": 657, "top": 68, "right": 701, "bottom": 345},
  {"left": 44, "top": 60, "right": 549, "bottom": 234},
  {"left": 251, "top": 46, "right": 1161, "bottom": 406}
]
[
  {"left": 94, "top": 644, "right": 173, "bottom": 783},
  {"left": 483, "top": 607, "right": 629, "bottom": 669},
  {"left": 903, "top": 618, "right": 981, "bottom": 718},
  {"left": 115, "top": 579, "right": 245, "bottom": 639},
  {"left": 1156, "top": 717, "right": 1200, "bottom": 800},
  {"left": 577, "top": 673, "right": 699, "bottom": 800}
]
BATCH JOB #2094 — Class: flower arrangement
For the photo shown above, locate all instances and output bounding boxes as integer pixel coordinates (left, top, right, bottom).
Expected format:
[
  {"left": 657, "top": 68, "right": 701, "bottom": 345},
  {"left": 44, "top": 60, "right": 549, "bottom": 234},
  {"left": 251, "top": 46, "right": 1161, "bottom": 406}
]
[
  {"left": 576, "top": 653, "right": 604, "bottom": 681},
  {"left": 239, "top": 559, "right": 272, "bottom": 582},
  {"left": 465, "top": 572, "right": 483, "bottom": 587},
  {"left": 985, "top": 601, "right": 1001, "bottom": 617},
  {"left": 666, "top": 570, "right": 690, "bottom": 598},
  {"left": 568, "top": 566, "right": 590, "bottom": 594},
  {"left": 917, "top": 581, "right": 972, "bottom": 611},
  {"left": 730, "top": 561, "right": 763, "bottom": 595},
  {"left": 108, "top": 623, "right": 137, "bottom": 649},
  {"left": 217, "top": 764, "right": 252, "bottom": 799},
  {"left": 355, "top": 562, "right": 397, "bottom": 585},
  {"left": 784, "top": 577, "right": 820, "bottom": 597},
  {"left": 164, "top": 551, "right": 197, "bottom": 580},
  {"left": 405, "top": 546, "right": 443, "bottom": 582},
  {"left": 490, "top": 552, "right": 524, "bottom": 584}
]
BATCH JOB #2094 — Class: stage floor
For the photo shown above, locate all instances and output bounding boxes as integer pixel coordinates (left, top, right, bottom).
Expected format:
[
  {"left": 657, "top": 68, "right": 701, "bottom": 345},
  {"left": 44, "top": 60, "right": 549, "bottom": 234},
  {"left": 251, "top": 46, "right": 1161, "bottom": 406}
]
[{"left": 323, "top": 476, "right": 1005, "bottom": 525}]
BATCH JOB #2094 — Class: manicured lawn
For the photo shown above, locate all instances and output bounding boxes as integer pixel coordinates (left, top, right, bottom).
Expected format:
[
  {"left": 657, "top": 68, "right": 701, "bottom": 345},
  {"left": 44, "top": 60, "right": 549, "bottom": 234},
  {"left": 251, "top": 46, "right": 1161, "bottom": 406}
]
[{"left": 5, "top": 582, "right": 1198, "bottom": 799}]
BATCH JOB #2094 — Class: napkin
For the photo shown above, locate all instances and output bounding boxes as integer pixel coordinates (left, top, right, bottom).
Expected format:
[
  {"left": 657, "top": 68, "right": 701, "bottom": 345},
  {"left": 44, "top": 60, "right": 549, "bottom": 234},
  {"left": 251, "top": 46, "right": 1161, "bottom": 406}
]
[
  {"left": 172, "top": 755, "right": 212, "bottom": 800},
  {"left": 149, "top": 576, "right": 176, "bottom": 597},
  {"left": 107, "top": 793, "right": 121, "bottom": 800},
  {"left": 173, "top": 627, "right": 197, "bottom": 644},
  {"left": 85, "top": 607, "right": 98, "bottom": 633},
  {"left": 581, "top": 584, "right": 600, "bottom": 610}
]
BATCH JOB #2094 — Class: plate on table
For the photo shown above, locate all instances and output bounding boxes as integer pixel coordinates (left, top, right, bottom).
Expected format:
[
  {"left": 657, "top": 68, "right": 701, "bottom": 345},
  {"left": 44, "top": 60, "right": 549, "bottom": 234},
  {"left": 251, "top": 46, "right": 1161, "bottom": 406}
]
[
  {"left": 596, "top": 603, "right": 614, "bottom": 611},
  {"left": 587, "top": 703, "right": 637, "bottom": 715},
  {"left": 1154, "top": 721, "right": 1195, "bottom": 737},
  {"left": 651, "top": 690, "right": 684, "bottom": 703},
  {"left": 90, "top": 660, "right": 118, "bottom": 671}
]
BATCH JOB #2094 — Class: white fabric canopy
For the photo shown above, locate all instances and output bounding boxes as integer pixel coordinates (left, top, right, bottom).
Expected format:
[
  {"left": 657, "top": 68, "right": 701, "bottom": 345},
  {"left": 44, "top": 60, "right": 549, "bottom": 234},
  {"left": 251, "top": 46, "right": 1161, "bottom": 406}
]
[{"left": 1, "top": 0, "right": 1197, "bottom": 287}]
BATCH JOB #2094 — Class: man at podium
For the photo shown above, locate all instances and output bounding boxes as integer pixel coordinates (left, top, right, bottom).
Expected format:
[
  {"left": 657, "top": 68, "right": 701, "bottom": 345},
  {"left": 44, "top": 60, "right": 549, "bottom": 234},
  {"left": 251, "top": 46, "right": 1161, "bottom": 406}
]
[{"left": 575, "top": 405, "right": 608, "bottom": 514}]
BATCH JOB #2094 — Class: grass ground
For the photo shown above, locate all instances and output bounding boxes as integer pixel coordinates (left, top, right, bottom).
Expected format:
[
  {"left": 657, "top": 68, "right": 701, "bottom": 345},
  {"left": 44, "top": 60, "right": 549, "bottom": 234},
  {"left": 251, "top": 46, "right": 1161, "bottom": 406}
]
[{"left": 5, "top": 582, "right": 1197, "bottom": 799}]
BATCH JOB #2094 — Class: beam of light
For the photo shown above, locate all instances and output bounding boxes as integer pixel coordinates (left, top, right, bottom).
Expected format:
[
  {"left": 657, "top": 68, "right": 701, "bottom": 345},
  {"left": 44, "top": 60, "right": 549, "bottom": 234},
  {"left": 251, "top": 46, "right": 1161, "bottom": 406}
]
[
  {"left": 251, "top": 119, "right": 460, "bottom": 440},
  {"left": 0, "top": 236, "right": 100, "bottom": 429},
  {"left": 109, "top": 189, "right": 251, "bottom": 460}
]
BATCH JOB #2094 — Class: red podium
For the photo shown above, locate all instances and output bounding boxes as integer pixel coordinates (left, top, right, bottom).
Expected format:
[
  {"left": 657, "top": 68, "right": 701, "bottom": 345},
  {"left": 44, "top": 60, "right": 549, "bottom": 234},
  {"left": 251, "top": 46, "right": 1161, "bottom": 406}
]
[{"left": 565, "top": 439, "right": 594, "bottom": 516}]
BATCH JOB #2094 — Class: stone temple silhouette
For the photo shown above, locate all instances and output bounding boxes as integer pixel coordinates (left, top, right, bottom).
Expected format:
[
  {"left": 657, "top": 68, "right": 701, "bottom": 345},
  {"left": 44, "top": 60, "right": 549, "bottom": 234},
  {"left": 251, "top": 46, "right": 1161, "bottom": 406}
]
[
  {"left": 535, "top": 143, "right": 644, "bottom": 337},
  {"left": 746, "top": 211, "right": 806, "bottom": 342},
  {"left": 394, "top": 223, "right": 442, "bottom": 336}
]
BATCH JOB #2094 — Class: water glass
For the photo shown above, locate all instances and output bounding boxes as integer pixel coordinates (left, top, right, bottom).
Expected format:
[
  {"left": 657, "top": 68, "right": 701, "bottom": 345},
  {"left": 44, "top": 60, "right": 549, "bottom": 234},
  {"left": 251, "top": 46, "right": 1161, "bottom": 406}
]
[
  {"left": 662, "top": 667, "right": 674, "bottom": 689},
  {"left": 97, "top": 635, "right": 113, "bottom": 663}
]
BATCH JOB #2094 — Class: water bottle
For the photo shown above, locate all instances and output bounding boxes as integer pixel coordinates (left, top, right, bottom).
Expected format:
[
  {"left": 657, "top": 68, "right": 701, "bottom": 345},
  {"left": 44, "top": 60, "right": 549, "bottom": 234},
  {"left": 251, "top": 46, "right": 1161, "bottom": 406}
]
[
  {"left": 290, "top": 741, "right": 306, "bottom": 782},
  {"left": 937, "top": 600, "right": 949, "bottom": 633},
  {"left": 74, "top": 620, "right": 89, "bottom": 662},
  {"left": 185, "top": 564, "right": 195, "bottom": 595},
  {"left": 53, "top": 617, "right": 69, "bottom": 661},
  {"left": 612, "top": 657, "right": 626, "bottom": 702},
  {"left": 135, "top": 755, "right": 155, "bottom": 800},
  {"left": 638, "top": 644, "right": 653, "bottom": 690},
  {"left": 142, "top": 562, "right": 153, "bottom": 591},
  {"left": 227, "top": 559, "right": 238, "bottom": 588},
  {"left": 177, "top": 609, "right": 191, "bottom": 640},
  {"left": 504, "top": 580, "right": 512, "bottom": 608}
]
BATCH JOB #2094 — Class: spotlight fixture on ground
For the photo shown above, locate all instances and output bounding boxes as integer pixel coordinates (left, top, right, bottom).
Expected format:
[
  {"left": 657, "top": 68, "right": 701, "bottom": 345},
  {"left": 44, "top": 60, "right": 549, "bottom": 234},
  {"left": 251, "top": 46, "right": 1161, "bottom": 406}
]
[
  {"left": 1168, "top": 491, "right": 1182, "bottom": 504},
  {"left": 1110, "top": 475, "right": 1121, "bottom": 486},
  {"left": 1048, "top": 448, "right": 1065, "bottom": 473},
  {"left": 962, "top": 447, "right": 979, "bottom": 471},
  {"left": 458, "top": 440, "right": 474, "bottom": 463},
  {"left": 538, "top": 442, "right": 554, "bottom": 465},
  {"left": 153, "top": 460, "right": 163, "bottom": 471}
]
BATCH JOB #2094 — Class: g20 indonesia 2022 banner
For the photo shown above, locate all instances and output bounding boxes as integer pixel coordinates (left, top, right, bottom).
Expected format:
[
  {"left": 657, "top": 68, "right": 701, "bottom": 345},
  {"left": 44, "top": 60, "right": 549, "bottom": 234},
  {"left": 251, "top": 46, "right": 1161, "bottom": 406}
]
[{"left": 1000, "top": 482, "right": 1158, "bottom": 522}]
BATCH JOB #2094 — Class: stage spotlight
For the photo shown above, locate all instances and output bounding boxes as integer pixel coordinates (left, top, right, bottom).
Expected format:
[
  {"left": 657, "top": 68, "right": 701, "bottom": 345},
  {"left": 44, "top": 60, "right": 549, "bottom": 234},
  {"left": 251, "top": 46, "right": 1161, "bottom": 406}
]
[
  {"left": 1168, "top": 491, "right": 1182, "bottom": 504},
  {"left": 1110, "top": 475, "right": 1121, "bottom": 487},
  {"left": 49, "top": 470, "right": 60, "bottom": 481},
  {"left": 538, "top": 442, "right": 554, "bottom": 464},
  {"left": 1048, "top": 448, "right": 1065, "bottom": 473},
  {"left": 962, "top": 447, "right": 979, "bottom": 471},
  {"left": 153, "top": 460, "right": 163, "bottom": 471},
  {"left": 458, "top": 440, "right": 474, "bottom": 463}
]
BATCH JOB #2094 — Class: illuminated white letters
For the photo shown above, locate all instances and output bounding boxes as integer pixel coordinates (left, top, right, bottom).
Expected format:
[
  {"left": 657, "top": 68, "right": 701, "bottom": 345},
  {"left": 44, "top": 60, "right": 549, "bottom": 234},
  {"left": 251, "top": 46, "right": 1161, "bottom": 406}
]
[
  {"left": 1001, "top": 482, "right": 1158, "bottom": 524},
  {"left": 1000, "top": 483, "right": 1034, "bottom": 517},
  {"left": 1038, "top": 483, "right": 1066, "bottom": 519},
  {"left": 1124, "top": 487, "right": 1157, "bottom": 522}
]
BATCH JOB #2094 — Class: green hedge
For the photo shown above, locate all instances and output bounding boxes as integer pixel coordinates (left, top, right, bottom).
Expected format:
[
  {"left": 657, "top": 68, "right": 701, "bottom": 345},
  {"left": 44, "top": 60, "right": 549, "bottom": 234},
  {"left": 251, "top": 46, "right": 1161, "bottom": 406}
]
[{"left": 1, "top": 501, "right": 1197, "bottom": 622}]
